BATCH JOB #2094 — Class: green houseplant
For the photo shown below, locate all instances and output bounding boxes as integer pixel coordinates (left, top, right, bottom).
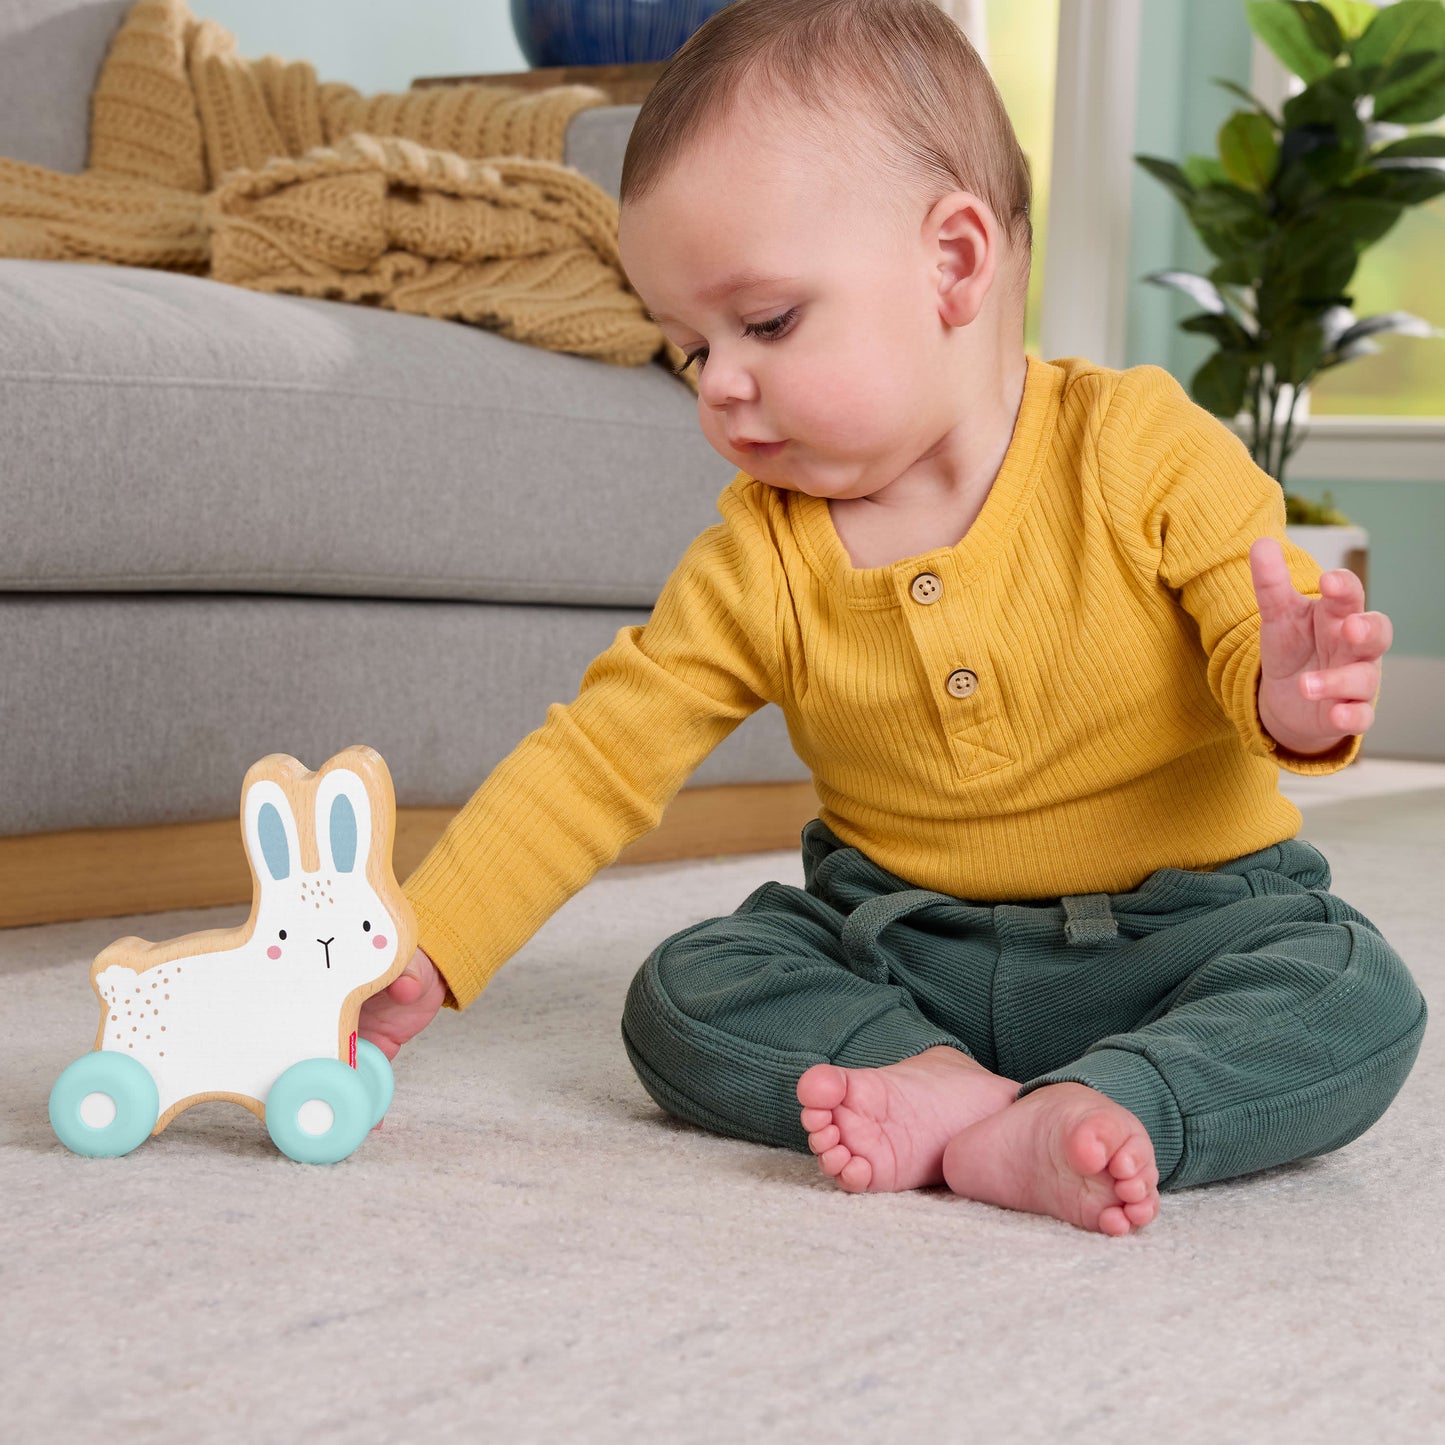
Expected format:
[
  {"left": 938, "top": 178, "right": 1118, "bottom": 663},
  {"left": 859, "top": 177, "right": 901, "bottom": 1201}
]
[{"left": 1135, "top": 0, "right": 1445, "bottom": 519}]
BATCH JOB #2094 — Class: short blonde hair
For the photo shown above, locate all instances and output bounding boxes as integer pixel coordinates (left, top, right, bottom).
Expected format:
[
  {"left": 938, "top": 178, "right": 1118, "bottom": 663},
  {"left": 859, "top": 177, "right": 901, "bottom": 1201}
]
[{"left": 620, "top": 0, "right": 1033, "bottom": 291}]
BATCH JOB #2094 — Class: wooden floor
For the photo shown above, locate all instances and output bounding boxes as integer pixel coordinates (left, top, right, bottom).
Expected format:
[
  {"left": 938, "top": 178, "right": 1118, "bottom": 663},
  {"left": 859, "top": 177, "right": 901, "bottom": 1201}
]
[{"left": 0, "top": 782, "right": 820, "bottom": 929}]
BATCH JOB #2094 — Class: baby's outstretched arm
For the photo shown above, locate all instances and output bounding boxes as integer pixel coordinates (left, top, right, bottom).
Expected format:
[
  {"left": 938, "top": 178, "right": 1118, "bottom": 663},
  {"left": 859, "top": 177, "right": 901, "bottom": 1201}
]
[
  {"left": 359, "top": 946, "right": 446, "bottom": 1060},
  {"left": 1250, "top": 536, "right": 1391, "bottom": 756}
]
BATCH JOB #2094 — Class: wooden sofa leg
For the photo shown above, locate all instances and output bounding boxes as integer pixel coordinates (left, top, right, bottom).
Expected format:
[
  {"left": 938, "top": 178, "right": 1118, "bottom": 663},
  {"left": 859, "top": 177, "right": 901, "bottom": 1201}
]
[{"left": 0, "top": 782, "right": 820, "bottom": 929}]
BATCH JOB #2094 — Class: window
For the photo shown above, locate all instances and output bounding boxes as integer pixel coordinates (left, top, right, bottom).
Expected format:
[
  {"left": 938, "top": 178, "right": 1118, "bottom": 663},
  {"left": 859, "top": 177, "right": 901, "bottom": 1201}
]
[{"left": 979, "top": 0, "right": 1061, "bottom": 357}]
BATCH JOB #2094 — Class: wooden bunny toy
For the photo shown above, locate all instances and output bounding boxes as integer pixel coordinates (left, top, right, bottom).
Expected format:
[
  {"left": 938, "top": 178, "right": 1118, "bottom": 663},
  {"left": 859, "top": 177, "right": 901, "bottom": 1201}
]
[{"left": 49, "top": 745, "right": 418, "bottom": 1164}]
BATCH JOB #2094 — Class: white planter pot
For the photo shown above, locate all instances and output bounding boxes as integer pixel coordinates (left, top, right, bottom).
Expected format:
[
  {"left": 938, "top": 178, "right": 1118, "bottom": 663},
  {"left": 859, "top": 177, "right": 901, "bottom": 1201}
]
[{"left": 1285, "top": 523, "right": 1370, "bottom": 601}]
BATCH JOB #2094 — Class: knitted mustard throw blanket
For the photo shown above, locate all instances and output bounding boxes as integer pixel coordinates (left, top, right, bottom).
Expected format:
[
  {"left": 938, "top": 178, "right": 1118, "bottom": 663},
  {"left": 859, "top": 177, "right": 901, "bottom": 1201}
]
[{"left": 0, "top": 0, "right": 696, "bottom": 385}]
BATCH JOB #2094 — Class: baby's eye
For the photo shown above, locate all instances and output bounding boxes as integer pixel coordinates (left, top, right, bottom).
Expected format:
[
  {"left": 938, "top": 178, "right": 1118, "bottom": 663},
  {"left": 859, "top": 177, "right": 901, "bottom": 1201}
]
[
  {"left": 670, "top": 307, "right": 799, "bottom": 376},
  {"left": 278, "top": 929, "right": 287, "bottom": 941},
  {"left": 362, "top": 920, "right": 371, "bottom": 932}
]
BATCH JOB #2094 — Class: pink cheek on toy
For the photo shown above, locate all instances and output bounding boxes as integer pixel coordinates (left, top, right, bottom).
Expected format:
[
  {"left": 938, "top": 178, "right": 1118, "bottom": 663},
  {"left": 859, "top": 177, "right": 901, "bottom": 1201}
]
[
  {"left": 372, "top": 934, "right": 388, "bottom": 949},
  {"left": 267, "top": 945, "right": 282, "bottom": 960}
]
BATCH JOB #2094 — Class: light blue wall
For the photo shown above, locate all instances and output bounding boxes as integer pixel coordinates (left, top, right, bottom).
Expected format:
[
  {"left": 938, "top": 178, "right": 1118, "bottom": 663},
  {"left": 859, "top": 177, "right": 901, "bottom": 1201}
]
[
  {"left": 1284, "top": 483, "right": 1445, "bottom": 655},
  {"left": 1126, "top": 0, "right": 1254, "bottom": 383},
  {"left": 191, "top": 1, "right": 527, "bottom": 94}
]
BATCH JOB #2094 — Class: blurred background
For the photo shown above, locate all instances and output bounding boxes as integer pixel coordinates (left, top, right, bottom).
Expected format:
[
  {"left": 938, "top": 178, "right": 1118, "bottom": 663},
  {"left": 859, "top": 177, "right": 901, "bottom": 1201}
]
[{"left": 189, "top": 0, "right": 1439, "bottom": 418}]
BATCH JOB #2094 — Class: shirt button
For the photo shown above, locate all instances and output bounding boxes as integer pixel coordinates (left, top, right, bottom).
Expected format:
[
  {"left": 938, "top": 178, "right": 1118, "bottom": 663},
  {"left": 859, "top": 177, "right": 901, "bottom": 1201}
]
[
  {"left": 946, "top": 668, "right": 978, "bottom": 699},
  {"left": 910, "top": 572, "right": 943, "bottom": 605}
]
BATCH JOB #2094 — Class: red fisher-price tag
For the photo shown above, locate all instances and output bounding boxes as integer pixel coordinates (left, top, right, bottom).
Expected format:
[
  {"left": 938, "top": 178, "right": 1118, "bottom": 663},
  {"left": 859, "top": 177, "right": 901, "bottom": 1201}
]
[{"left": 349, "top": 1030, "right": 357, "bottom": 1068}]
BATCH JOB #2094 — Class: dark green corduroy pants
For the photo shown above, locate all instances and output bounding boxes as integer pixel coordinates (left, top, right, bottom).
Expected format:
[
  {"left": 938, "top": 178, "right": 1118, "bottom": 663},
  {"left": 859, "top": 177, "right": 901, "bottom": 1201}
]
[{"left": 621, "top": 819, "right": 1427, "bottom": 1191}]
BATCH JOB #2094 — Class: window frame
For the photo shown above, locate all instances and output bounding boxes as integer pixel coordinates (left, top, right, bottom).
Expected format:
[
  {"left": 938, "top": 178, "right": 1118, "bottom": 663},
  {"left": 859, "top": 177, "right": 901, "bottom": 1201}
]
[{"left": 1038, "top": 0, "right": 1142, "bottom": 374}]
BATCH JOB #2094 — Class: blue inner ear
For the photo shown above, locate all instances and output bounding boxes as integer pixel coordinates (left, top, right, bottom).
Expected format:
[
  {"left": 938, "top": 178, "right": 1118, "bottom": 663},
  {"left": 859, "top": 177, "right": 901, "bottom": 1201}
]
[
  {"left": 329, "top": 794, "right": 358, "bottom": 873},
  {"left": 258, "top": 802, "right": 290, "bottom": 881}
]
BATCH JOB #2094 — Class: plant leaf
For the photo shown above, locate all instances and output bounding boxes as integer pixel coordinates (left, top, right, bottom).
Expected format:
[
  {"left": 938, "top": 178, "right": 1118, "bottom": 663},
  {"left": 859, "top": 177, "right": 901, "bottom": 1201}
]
[
  {"left": 1190, "top": 183, "right": 1273, "bottom": 239},
  {"left": 1266, "top": 323, "right": 1327, "bottom": 385},
  {"left": 1211, "top": 255, "right": 1262, "bottom": 288},
  {"left": 1283, "top": 68, "right": 1366, "bottom": 133},
  {"left": 1318, "top": 336, "right": 1383, "bottom": 367},
  {"left": 1218, "top": 282, "right": 1261, "bottom": 324},
  {"left": 1352, "top": 0, "right": 1445, "bottom": 74},
  {"left": 1373, "top": 50, "right": 1445, "bottom": 123},
  {"left": 1296, "top": 2, "right": 1347, "bottom": 60},
  {"left": 1180, "top": 311, "right": 1258, "bottom": 347},
  {"left": 1246, "top": 1, "right": 1340, "bottom": 81},
  {"left": 1317, "top": 304, "right": 1358, "bottom": 349},
  {"left": 1134, "top": 154, "right": 1196, "bottom": 205},
  {"left": 1336, "top": 310, "right": 1442, "bottom": 347},
  {"left": 1143, "top": 270, "right": 1227, "bottom": 313},
  {"left": 1372, "top": 134, "right": 1445, "bottom": 160},
  {"left": 1183, "top": 155, "right": 1233, "bottom": 189},
  {"left": 1220, "top": 110, "right": 1281, "bottom": 190},
  {"left": 1318, "top": 0, "right": 1379, "bottom": 44},
  {"left": 1192, "top": 350, "right": 1252, "bottom": 417},
  {"left": 1348, "top": 166, "right": 1445, "bottom": 205},
  {"left": 1211, "top": 77, "right": 1283, "bottom": 127}
]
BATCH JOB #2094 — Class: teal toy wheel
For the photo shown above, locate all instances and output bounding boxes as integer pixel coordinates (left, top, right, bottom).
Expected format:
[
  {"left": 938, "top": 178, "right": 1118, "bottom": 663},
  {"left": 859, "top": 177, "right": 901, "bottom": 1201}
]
[
  {"left": 49, "top": 1051, "right": 159, "bottom": 1158},
  {"left": 354, "top": 1038, "right": 394, "bottom": 1130},
  {"left": 265, "top": 1057, "right": 371, "bottom": 1164}
]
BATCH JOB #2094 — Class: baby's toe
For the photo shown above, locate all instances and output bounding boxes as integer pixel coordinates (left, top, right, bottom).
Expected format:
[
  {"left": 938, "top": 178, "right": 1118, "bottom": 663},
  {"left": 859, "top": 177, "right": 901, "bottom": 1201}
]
[
  {"left": 1124, "top": 1196, "right": 1159, "bottom": 1228},
  {"left": 1106, "top": 1143, "right": 1145, "bottom": 1180},
  {"left": 1096, "top": 1203, "right": 1133, "bottom": 1237},
  {"left": 818, "top": 1143, "right": 853, "bottom": 1178},
  {"left": 796, "top": 1062, "right": 849, "bottom": 1110},
  {"left": 837, "top": 1154, "right": 873, "bottom": 1192},
  {"left": 1114, "top": 1174, "right": 1149, "bottom": 1204},
  {"left": 1062, "top": 1113, "right": 1115, "bottom": 1177},
  {"left": 800, "top": 1105, "right": 834, "bottom": 1133},
  {"left": 808, "top": 1123, "right": 840, "bottom": 1155}
]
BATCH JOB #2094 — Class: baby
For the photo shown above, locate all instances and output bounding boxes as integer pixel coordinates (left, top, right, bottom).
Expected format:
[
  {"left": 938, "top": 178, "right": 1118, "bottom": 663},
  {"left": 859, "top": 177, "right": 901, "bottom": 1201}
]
[{"left": 361, "top": 0, "right": 1426, "bottom": 1236}]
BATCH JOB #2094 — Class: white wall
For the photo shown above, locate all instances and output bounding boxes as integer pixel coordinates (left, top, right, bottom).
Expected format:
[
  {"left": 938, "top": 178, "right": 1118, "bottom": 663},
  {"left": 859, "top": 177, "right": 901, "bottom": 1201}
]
[{"left": 192, "top": 0, "right": 528, "bottom": 94}]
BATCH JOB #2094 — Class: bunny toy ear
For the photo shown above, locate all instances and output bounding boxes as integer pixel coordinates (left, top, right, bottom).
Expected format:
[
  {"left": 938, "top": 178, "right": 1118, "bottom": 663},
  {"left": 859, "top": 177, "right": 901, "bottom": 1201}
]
[
  {"left": 243, "top": 780, "right": 301, "bottom": 885},
  {"left": 315, "top": 768, "right": 373, "bottom": 879}
]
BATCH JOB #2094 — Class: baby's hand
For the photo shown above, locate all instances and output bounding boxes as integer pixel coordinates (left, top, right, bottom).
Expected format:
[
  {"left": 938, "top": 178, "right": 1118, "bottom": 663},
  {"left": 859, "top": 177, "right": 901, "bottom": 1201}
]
[
  {"left": 1249, "top": 536, "right": 1392, "bottom": 755},
  {"left": 360, "top": 946, "right": 446, "bottom": 1062}
]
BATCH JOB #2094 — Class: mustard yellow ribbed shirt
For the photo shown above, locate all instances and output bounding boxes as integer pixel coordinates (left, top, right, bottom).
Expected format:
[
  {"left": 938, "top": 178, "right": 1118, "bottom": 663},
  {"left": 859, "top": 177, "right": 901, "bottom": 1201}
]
[{"left": 405, "top": 355, "right": 1361, "bottom": 1008}]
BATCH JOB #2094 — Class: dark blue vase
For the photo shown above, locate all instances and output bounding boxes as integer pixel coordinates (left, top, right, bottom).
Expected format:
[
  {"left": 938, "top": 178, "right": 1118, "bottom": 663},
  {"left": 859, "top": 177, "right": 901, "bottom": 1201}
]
[{"left": 510, "top": 0, "right": 734, "bottom": 67}]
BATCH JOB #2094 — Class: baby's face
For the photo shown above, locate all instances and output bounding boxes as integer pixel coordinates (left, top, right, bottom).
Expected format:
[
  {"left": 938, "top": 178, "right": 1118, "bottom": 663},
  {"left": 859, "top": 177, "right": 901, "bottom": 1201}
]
[{"left": 619, "top": 106, "right": 968, "bottom": 501}]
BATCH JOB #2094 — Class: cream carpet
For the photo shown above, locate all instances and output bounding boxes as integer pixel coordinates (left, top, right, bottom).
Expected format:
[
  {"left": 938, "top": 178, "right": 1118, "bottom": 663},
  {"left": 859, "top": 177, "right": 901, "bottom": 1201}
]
[{"left": 4, "top": 759, "right": 1442, "bottom": 1444}]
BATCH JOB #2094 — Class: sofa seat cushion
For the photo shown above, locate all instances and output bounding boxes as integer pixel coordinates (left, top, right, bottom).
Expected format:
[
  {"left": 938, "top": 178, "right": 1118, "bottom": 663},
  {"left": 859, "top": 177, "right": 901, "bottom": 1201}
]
[{"left": 0, "top": 258, "right": 736, "bottom": 606}]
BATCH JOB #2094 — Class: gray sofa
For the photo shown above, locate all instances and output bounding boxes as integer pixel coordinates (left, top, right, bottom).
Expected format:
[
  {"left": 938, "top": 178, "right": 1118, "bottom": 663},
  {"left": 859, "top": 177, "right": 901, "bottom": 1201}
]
[{"left": 0, "top": 0, "right": 805, "bottom": 844}]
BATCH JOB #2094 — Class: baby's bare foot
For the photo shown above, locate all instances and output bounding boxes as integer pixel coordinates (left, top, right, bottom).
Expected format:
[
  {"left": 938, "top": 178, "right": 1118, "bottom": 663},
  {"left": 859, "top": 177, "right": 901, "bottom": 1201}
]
[
  {"left": 940, "top": 1082, "right": 1161, "bottom": 1236},
  {"left": 796, "top": 1046, "right": 1020, "bottom": 1193}
]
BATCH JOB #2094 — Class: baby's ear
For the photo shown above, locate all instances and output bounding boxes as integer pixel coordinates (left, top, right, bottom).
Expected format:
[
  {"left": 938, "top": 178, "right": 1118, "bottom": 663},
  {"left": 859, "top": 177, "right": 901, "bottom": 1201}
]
[{"left": 929, "top": 189, "right": 1001, "bottom": 329}]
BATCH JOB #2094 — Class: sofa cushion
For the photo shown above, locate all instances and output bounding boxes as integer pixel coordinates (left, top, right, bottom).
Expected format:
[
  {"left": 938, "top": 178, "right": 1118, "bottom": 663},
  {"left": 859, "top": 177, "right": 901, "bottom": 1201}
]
[
  {"left": 0, "top": 1, "right": 131, "bottom": 173},
  {"left": 0, "top": 35, "right": 720, "bottom": 610},
  {"left": 0, "top": 592, "right": 807, "bottom": 834},
  {"left": 0, "top": 257, "right": 735, "bottom": 606}
]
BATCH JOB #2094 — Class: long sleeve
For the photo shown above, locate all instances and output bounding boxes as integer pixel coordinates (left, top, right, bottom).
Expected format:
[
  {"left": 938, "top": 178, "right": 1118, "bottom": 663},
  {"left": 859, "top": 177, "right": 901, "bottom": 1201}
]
[
  {"left": 404, "top": 485, "right": 783, "bottom": 1008},
  {"left": 1097, "top": 365, "right": 1368, "bottom": 775}
]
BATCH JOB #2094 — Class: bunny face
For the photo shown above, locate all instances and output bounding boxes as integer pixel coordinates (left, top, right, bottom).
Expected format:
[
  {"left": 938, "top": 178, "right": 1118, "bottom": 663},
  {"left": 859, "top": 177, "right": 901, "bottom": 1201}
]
[{"left": 242, "top": 765, "right": 403, "bottom": 999}]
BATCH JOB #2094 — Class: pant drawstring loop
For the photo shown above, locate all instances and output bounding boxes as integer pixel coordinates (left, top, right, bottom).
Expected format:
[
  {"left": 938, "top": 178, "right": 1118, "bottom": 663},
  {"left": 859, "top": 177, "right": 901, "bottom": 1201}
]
[{"left": 1061, "top": 892, "right": 1120, "bottom": 947}]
